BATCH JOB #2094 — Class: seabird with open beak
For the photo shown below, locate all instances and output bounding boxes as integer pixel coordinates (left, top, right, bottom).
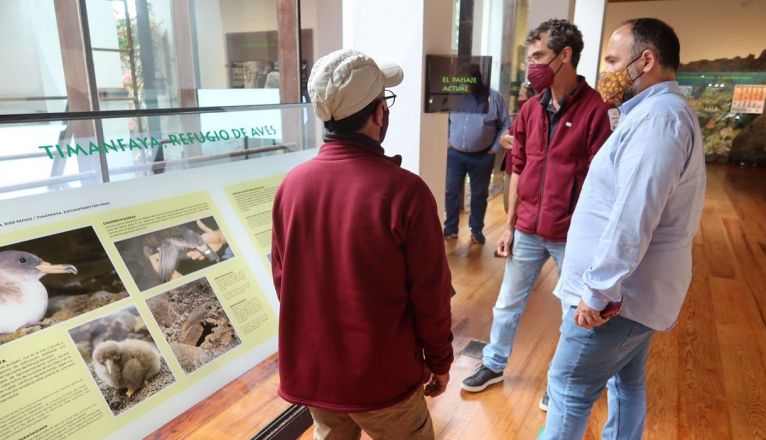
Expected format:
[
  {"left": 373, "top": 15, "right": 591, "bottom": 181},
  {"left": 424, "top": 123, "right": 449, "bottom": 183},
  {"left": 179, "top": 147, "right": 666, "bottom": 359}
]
[{"left": 0, "top": 250, "right": 78, "bottom": 334}]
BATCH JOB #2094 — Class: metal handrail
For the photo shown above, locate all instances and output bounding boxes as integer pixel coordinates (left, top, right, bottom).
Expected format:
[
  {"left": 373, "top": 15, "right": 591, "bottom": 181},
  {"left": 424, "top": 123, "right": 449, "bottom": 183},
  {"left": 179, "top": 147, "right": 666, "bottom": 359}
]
[
  {"left": 0, "top": 96, "right": 68, "bottom": 102},
  {"left": 0, "top": 145, "right": 293, "bottom": 195},
  {"left": 108, "top": 145, "right": 293, "bottom": 175},
  {"left": 0, "top": 152, "right": 50, "bottom": 162},
  {"left": 0, "top": 171, "right": 98, "bottom": 194},
  {"left": 0, "top": 102, "right": 312, "bottom": 124}
]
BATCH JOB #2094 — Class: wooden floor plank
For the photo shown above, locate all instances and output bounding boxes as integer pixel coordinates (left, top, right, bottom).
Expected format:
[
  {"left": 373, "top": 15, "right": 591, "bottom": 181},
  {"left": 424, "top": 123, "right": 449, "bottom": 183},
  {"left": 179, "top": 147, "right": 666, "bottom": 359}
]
[
  {"left": 710, "top": 276, "right": 766, "bottom": 440},
  {"left": 675, "top": 242, "right": 732, "bottom": 439}
]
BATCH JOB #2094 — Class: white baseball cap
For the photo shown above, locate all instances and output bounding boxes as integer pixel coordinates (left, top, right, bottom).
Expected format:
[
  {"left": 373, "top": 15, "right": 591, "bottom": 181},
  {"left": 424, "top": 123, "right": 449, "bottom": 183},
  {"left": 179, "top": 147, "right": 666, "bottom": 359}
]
[{"left": 308, "top": 49, "right": 404, "bottom": 122}]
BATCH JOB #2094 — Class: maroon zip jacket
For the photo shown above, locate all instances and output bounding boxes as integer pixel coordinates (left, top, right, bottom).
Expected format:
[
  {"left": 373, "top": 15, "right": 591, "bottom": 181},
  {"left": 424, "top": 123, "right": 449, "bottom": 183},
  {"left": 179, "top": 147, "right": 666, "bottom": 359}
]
[
  {"left": 271, "top": 135, "right": 454, "bottom": 413},
  {"left": 506, "top": 78, "right": 614, "bottom": 241}
]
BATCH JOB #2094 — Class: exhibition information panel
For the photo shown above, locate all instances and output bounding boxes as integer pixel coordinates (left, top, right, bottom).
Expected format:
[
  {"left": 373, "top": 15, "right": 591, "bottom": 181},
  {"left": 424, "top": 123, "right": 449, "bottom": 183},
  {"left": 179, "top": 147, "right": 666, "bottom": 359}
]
[{"left": 0, "top": 151, "right": 312, "bottom": 440}]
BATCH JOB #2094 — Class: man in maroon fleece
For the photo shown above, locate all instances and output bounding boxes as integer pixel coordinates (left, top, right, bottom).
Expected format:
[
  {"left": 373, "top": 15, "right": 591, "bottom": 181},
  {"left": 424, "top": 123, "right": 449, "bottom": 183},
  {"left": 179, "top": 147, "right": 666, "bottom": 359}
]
[
  {"left": 461, "top": 20, "right": 616, "bottom": 408},
  {"left": 271, "top": 49, "right": 454, "bottom": 439}
]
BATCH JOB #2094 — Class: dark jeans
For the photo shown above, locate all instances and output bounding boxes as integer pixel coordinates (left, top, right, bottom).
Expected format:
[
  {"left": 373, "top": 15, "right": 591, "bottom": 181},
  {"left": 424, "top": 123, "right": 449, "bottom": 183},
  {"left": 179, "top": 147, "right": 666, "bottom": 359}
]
[{"left": 444, "top": 147, "right": 495, "bottom": 234}]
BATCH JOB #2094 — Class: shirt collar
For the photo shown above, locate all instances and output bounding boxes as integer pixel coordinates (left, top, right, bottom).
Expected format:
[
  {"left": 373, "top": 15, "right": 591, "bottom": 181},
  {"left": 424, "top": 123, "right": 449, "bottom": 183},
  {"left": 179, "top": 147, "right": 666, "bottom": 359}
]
[
  {"left": 539, "top": 76, "right": 586, "bottom": 114},
  {"left": 619, "top": 80, "right": 682, "bottom": 115}
]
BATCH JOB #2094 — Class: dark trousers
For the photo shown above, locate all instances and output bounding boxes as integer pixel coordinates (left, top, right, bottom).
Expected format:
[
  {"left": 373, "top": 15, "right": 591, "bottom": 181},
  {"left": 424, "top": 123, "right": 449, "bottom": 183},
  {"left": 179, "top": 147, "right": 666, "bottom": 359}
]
[{"left": 444, "top": 147, "right": 495, "bottom": 234}]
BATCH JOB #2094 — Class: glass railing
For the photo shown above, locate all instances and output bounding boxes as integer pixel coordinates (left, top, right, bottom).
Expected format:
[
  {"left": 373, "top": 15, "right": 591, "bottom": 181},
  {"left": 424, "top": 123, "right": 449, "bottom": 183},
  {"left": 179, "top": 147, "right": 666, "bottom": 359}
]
[{"left": 0, "top": 103, "right": 319, "bottom": 200}]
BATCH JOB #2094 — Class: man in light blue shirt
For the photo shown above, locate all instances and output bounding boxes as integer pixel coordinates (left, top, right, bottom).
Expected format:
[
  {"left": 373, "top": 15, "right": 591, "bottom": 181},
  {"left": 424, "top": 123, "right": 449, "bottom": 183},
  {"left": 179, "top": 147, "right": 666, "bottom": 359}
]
[
  {"left": 541, "top": 18, "right": 706, "bottom": 440},
  {"left": 444, "top": 84, "right": 510, "bottom": 244}
]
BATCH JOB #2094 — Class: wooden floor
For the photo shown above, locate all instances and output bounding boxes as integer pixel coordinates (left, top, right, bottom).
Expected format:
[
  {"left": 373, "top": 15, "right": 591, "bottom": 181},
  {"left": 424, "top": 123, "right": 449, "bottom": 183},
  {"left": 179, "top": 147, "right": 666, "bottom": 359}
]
[{"left": 153, "top": 164, "right": 766, "bottom": 440}]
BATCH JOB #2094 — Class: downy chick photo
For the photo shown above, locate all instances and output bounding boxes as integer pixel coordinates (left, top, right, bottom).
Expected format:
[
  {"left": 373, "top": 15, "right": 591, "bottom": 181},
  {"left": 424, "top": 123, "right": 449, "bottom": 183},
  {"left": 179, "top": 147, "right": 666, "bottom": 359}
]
[{"left": 92, "top": 339, "right": 162, "bottom": 398}]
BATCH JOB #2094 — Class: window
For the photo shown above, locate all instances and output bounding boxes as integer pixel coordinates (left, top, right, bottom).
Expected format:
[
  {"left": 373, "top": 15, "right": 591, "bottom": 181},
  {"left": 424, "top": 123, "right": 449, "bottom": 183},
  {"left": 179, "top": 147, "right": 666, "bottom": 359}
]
[
  {"left": 0, "top": 1, "right": 67, "bottom": 116},
  {"left": 0, "top": 0, "right": 318, "bottom": 201}
]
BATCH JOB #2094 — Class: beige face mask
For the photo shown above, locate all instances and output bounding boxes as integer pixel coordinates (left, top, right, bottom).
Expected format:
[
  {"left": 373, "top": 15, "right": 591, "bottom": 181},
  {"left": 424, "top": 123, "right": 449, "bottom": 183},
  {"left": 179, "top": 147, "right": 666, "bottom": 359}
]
[{"left": 598, "top": 55, "right": 643, "bottom": 105}]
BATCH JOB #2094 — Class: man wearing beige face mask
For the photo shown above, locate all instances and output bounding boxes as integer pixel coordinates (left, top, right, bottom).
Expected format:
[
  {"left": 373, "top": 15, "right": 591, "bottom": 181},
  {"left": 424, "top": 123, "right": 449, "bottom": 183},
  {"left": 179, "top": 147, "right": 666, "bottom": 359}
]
[{"left": 540, "top": 18, "right": 706, "bottom": 440}]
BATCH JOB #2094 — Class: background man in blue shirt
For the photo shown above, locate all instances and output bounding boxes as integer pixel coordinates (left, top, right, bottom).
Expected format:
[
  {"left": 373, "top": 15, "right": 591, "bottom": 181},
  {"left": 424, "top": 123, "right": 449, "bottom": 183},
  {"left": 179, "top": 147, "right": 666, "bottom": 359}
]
[
  {"left": 444, "top": 73, "right": 510, "bottom": 244},
  {"left": 541, "top": 18, "right": 707, "bottom": 440}
]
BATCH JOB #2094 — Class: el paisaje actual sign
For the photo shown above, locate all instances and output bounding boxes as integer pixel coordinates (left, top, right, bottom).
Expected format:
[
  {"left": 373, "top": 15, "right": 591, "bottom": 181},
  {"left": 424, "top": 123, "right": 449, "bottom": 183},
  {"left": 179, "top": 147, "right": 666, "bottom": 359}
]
[{"left": 424, "top": 55, "right": 492, "bottom": 113}]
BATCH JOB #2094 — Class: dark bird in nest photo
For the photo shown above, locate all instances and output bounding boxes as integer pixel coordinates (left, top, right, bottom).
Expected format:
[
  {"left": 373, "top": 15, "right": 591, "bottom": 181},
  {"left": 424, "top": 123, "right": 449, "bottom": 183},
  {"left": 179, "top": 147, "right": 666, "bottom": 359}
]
[{"left": 146, "top": 228, "right": 221, "bottom": 282}]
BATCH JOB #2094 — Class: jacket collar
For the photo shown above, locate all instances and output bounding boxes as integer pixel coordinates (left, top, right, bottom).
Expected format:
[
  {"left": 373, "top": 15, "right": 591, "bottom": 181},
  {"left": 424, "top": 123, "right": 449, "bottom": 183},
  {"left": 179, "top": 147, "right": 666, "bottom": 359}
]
[
  {"left": 318, "top": 132, "right": 402, "bottom": 166},
  {"left": 539, "top": 76, "right": 590, "bottom": 112}
]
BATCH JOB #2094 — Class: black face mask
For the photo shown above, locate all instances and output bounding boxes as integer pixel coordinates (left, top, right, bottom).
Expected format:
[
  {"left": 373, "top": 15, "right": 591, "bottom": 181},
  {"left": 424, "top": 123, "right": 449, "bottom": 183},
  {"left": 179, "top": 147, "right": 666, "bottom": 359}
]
[{"left": 379, "top": 105, "right": 390, "bottom": 143}]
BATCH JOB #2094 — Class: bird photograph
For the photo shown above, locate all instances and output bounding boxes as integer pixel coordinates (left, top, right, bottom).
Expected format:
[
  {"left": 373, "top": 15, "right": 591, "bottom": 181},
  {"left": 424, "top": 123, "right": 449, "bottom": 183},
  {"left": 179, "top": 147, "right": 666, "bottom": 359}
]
[
  {"left": 92, "top": 339, "right": 161, "bottom": 398},
  {"left": 68, "top": 306, "right": 175, "bottom": 415},
  {"left": 0, "top": 251, "right": 77, "bottom": 334},
  {"left": 146, "top": 277, "right": 241, "bottom": 374},
  {"left": 114, "top": 217, "right": 232, "bottom": 291},
  {"left": 0, "top": 227, "right": 128, "bottom": 345}
]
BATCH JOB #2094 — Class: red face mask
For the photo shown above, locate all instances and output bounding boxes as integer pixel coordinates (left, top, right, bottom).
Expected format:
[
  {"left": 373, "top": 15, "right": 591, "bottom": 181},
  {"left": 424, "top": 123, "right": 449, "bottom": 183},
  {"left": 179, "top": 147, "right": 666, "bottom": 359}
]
[{"left": 527, "top": 52, "right": 563, "bottom": 91}]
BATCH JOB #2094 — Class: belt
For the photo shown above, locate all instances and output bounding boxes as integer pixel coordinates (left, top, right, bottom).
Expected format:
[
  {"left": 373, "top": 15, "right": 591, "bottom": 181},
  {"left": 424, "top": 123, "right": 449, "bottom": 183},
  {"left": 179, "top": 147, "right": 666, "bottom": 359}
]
[{"left": 450, "top": 145, "right": 493, "bottom": 154}]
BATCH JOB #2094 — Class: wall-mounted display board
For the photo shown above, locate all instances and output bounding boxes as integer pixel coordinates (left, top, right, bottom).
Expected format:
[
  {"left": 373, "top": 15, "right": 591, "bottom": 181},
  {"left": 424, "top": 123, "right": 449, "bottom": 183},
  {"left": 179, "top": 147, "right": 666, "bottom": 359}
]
[
  {"left": 676, "top": 71, "right": 766, "bottom": 164},
  {"left": 730, "top": 84, "right": 766, "bottom": 114},
  {"left": 424, "top": 55, "right": 492, "bottom": 113},
  {"left": 0, "top": 150, "right": 315, "bottom": 440}
]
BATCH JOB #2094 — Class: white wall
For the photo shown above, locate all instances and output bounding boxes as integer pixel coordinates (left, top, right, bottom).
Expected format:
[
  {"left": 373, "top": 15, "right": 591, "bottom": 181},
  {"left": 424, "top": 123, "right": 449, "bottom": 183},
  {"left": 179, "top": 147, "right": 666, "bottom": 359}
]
[
  {"left": 345, "top": 0, "right": 453, "bottom": 217},
  {"left": 194, "top": 0, "right": 228, "bottom": 88},
  {"left": 345, "top": 0, "right": 430, "bottom": 174},
  {"left": 602, "top": 0, "right": 766, "bottom": 65},
  {"left": 420, "top": 1, "right": 455, "bottom": 219},
  {"left": 472, "top": 0, "right": 486, "bottom": 56},
  {"left": 527, "top": 0, "right": 572, "bottom": 32},
  {"left": 0, "top": 2, "right": 66, "bottom": 110},
  {"left": 573, "top": 0, "right": 606, "bottom": 85},
  {"left": 472, "top": 0, "right": 506, "bottom": 91}
]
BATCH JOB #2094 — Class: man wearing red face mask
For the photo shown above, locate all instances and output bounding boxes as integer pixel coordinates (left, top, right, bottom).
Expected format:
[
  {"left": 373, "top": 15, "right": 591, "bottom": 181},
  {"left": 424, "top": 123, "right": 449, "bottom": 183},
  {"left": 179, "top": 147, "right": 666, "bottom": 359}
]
[{"left": 462, "top": 19, "right": 615, "bottom": 407}]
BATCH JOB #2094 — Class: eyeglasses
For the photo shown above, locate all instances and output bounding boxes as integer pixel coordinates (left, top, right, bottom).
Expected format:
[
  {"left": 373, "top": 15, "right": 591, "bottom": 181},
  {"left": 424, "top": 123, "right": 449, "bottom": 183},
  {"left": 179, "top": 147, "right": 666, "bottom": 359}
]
[{"left": 384, "top": 89, "right": 397, "bottom": 109}]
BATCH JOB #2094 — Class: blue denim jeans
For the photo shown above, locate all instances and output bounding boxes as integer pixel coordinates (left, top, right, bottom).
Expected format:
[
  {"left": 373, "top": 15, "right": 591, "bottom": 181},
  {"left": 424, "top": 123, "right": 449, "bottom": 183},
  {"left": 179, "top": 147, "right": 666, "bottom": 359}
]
[
  {"left": 482, "top": 230, "right": 565, "bottom": 372},
  {"left": 444, "top": 147, "right": 496, "bottom": 234},
  {"left": 541, "top": 308, "right": 654, "bottom": 440}
]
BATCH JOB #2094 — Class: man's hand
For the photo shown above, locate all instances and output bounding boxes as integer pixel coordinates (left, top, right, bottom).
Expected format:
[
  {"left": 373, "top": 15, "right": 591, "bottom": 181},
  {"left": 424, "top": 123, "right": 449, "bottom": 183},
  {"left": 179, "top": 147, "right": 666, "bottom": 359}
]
[
  {"left": 499, "top": 133, "right": 514, "bottom": 151},
  {"left": 495, "top": 228, "right": 514, "bottom": 258},
  {"left": 187, "top": 219, "right": 227, "bottom": 260},
  {"left": 197, "top": 219, "right": 226, "bottom": 252},
  {"left": 574, "top": 298, "right": 607, "bottom": 329},
  {"left": 422, "top": 368, "right": 449, "bottom": 398}
]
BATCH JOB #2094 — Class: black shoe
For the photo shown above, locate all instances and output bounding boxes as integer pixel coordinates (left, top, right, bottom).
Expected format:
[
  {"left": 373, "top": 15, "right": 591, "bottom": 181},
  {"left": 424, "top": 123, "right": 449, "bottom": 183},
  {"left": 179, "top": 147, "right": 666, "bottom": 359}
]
[
  {"left": 444, "top": 229, "right": 458, "bottom": 240},
  {"left": 539, "top": 390, "right": 549, "bottom": 412},
  {"left": 470, "top": 231, "right": 486, "bottom": 244},
  {"left": 461, "top": 364, "right": 503, "bottom": 392}
]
